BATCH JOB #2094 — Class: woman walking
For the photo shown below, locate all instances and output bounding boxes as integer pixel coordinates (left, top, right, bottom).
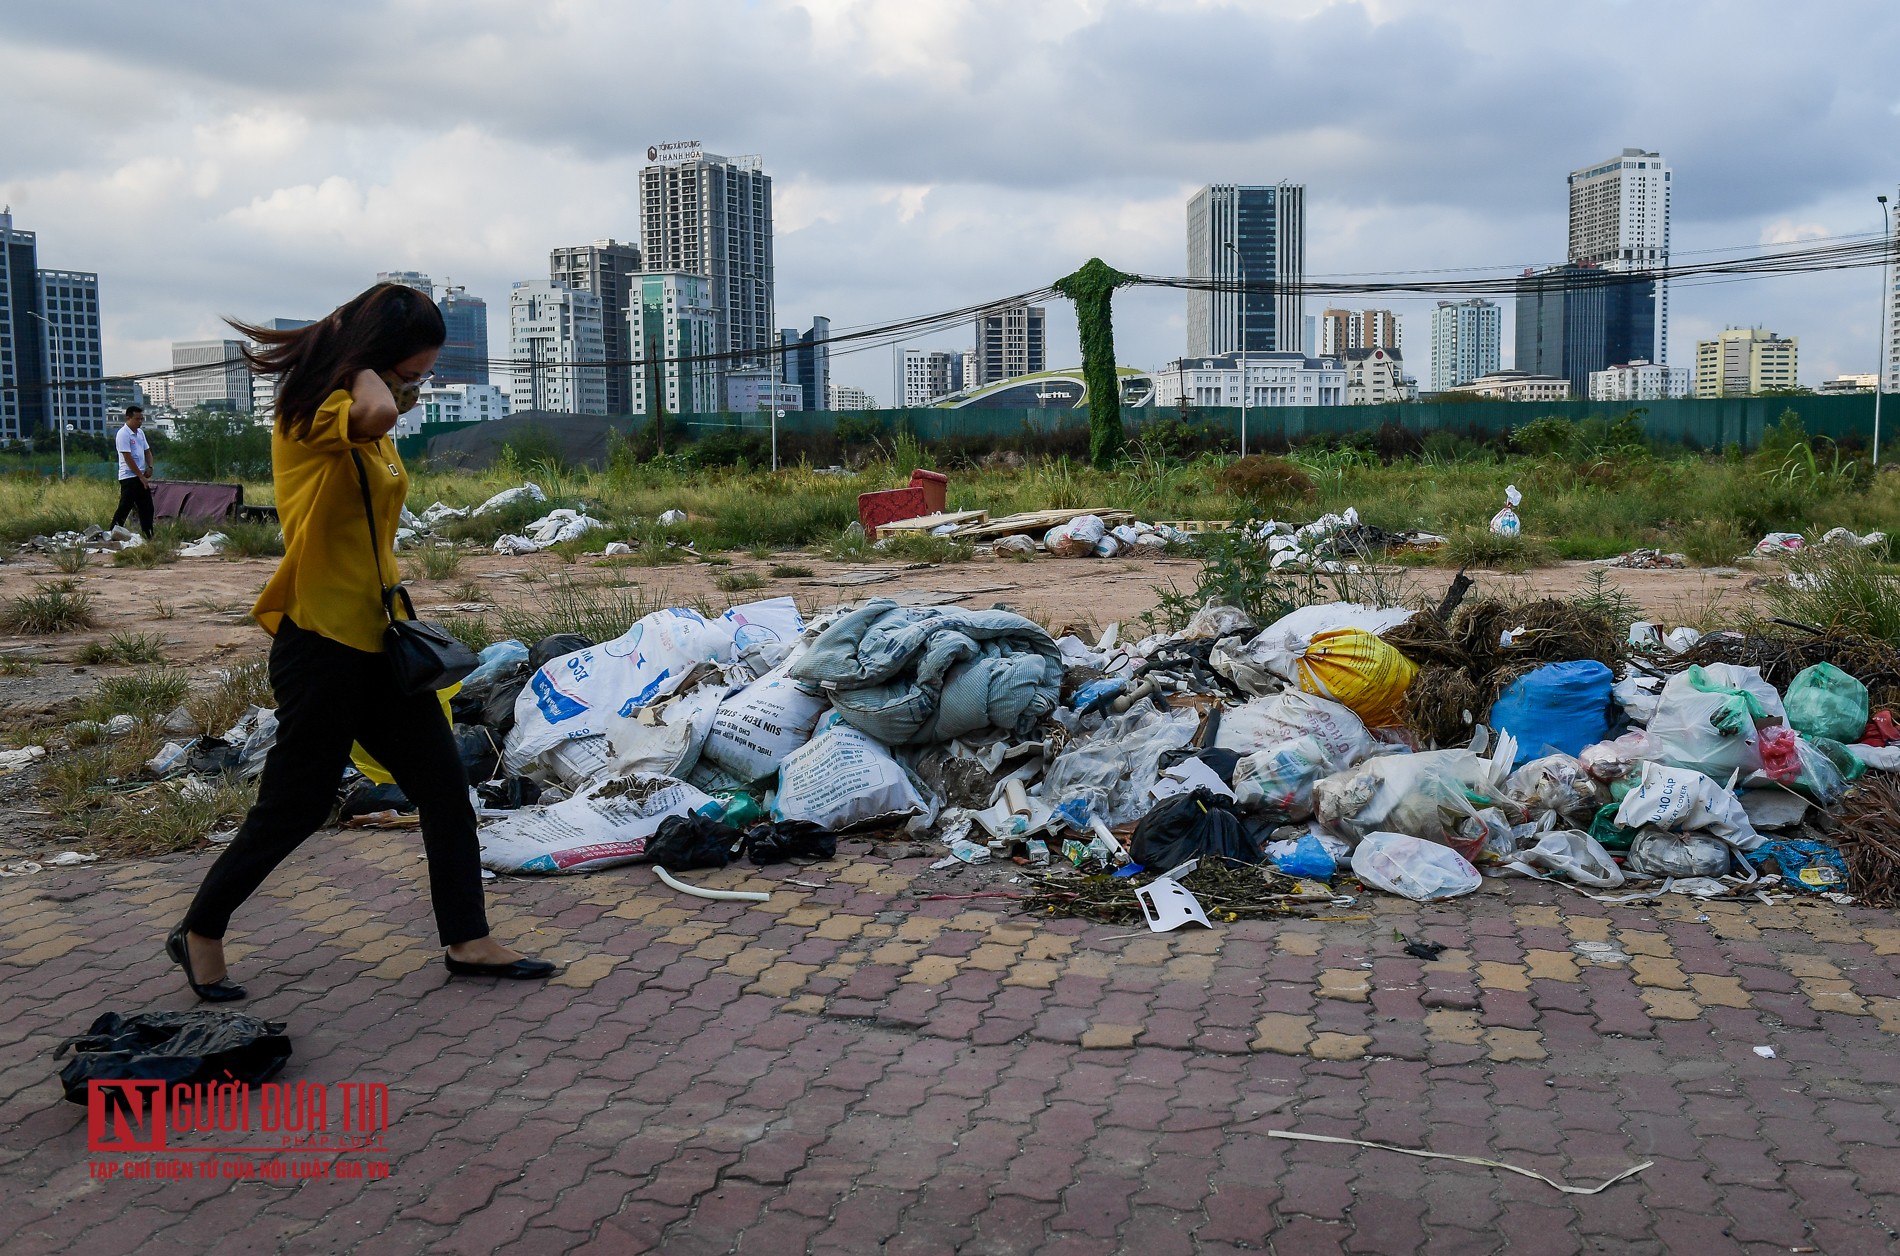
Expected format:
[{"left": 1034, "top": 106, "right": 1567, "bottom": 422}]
[{"left": 168, "top": 282, "right": 554, "bottom": 1000}]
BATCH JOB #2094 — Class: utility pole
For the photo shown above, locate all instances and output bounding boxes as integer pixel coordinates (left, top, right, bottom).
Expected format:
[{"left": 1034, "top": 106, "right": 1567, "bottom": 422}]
[
  {"left": 1223, "top": 241, "right": 1248, "bottom": 459},
  {"left": 26, "top": 311, "right": 64, "bottom": 479},
  {"left": 1878, "top": 195, "right": 1890, "bottom": 466},
  {"left": 648, "top": 334, "right": 667, "bottom": 456}
]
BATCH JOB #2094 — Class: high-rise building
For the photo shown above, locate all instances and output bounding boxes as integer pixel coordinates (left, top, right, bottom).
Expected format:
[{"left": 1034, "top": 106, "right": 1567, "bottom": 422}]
[
  {"left": 436, "top": 286, "right": 489, "bottom": 385},
  {"left": 1513, "top": 264, "right": 1655, "bottom": 397},
  {"left": 778, "top": 317, "right": 830, "bottom": 413},
  {"left": 507, "top": 281, "right": 607, "bottom": 415},
  {"left": 0, "top": 211, "right": 45, "bottom": 438},
  {"left": 973, "top": 306, "right": 1046, "bottom": 387},
  {"left": 827, "top": 383, "right": 875, "bottom": 410},
  {"left": 1568, "top": 148, "right": 1670, "bottom": 361},
  {"left": 725, "top": 370, "right": 803, "bottom": 414},
  {"left": 903, "top": 349, "right": 961, "bottom": 405},
  {"left": 1185, "top": 182, "right": 1305, "bottom": 356},
  {"left": 33, "top": 269, "right": 104, "bottom": 433},
  {"left": 639, "top": 146, "right": 773, "bottom": 368},
  {"left": 1318, "top": 308, "right": 1399, "bottom": 356},
  {"left": 627, "top": 271, "right": 720, "bottom": 417},
  {"left": 1694, "top": 328, "right": 1798, "bottom": 398},
  {"left": 550, "top": 241, "right": 642, "bottom": 413},
  {"left": 1430, "top": 299, "right": 1502, "bottom": 392},
  {"left": 377, "top": 271, "right": 433, "bottom": 298},
  {"left": 1343, "top": 348, "right": 1410, "bottom": 405},
  {"left": 1886, "top": 183, "right": 1899, "bottom": 395},
  {"left": 171, "top": 340, "right": 252, "bottom": 413}
]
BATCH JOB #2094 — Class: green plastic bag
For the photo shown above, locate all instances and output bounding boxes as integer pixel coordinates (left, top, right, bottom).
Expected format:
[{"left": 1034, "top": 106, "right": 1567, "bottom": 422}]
[
  {"left": 1588, "top": 801, "right": 1637, "bottom": 851},
  {"left": 1784, "top": 663, "right": 1869, "bottom": 744},
  {"left": 1684, "top": 664, "right": 1770, "bottom": 731}
]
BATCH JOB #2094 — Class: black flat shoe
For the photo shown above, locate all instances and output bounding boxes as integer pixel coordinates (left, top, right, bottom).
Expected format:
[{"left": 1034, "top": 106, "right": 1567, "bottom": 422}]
[
  {"left": 166, "top": 922, "right": 247, "bottom": 1002},
  {"left": 444, "top": 955, "right": 558, "bottom": 980}
]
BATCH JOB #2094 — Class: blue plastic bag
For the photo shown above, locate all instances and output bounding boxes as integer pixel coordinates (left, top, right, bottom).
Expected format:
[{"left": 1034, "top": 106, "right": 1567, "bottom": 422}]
[
  {"left": 1273, "top": 832, "right": 1337, "bottom": 881},
  {"left": 1488, "top": 660, "right": 1614, "bottom": 768}
]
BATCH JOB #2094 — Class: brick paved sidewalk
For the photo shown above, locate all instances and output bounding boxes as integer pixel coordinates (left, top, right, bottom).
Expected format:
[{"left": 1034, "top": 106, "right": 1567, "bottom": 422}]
[{"left": 2, "top": 826, "right": 1898, "bottom": 1254}]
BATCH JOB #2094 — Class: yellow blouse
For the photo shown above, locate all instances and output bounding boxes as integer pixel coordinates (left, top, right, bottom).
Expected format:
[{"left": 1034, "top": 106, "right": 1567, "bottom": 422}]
[{"left": 252, "top": 389, "right": 407, "bottom": 653}]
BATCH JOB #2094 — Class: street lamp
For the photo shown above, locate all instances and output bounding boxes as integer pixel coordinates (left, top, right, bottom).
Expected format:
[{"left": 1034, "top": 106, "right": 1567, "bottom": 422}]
[
  {"left": 1877, "top": 195, "right": 1890, "bottom": 467},
  {"left": 24, "top": 311, "right": 65, "bottom": 480},
  {"left": 1223, "top": 240, "right": 1248, "bottom": 458}
]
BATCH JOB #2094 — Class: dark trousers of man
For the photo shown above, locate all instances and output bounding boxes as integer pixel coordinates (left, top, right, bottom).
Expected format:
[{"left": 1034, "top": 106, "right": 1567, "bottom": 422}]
[
  {"left": 184, "top": 617, "right": 489, "bottom": 946},
  {"left": 111, "top": 477, "right": 154, "bottom": 538}
]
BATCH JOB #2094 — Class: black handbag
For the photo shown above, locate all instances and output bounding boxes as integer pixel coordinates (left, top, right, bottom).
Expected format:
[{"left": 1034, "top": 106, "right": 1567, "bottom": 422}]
[{"left": 352, "top": 450, "right": 479, "bottom": 695}]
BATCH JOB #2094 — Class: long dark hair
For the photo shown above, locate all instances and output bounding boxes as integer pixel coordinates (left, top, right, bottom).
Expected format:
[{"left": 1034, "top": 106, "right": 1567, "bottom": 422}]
[{"left": 229, "top": 283, "right": 445, "bottom": 438}]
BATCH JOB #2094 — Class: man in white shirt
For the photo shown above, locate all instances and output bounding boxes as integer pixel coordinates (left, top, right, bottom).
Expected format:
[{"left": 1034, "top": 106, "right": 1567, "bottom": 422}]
[{"left": 111, "top": 405, "right": 156, "bottom": 538}]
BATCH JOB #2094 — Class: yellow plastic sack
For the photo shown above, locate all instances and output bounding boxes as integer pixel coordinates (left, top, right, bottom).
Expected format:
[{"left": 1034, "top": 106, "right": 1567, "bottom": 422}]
[
  {"left": 1295, "top": 628, "right": 1416, "bottom": 729},
  {"left": 351, "top": 684, "right": 459, "bottom": 786}
]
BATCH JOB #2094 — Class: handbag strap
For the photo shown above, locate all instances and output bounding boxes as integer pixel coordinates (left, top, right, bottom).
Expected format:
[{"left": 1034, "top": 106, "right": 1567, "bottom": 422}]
[{"left": 349, "top": 449, "right": 401, "bottom": 625}]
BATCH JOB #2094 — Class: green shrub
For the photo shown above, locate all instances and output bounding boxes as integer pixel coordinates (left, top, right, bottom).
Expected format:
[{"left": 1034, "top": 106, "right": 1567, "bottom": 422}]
[{"left": 2, "top": 580, "right": 95, "bottom": 633}]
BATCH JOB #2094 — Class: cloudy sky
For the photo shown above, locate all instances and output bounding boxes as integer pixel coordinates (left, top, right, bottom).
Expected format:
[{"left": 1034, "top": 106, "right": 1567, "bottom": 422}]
[{"left": 3, "top": 0, "right": 1898, "bottom": 402}]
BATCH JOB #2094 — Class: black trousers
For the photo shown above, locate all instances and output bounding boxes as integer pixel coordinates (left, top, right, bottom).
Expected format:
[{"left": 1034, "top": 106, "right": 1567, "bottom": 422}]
[
  {"left": 111, "top": 477, "right": 154, "bottom": 537},
  {"left": 184, "top": 618, "right": 490, "bottom": 946}
]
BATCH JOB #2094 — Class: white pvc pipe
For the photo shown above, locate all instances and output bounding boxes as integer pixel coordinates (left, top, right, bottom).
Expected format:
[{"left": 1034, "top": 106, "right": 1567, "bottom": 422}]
[{"left": 655, "top": 865, "right": 770, "bottom": 902}]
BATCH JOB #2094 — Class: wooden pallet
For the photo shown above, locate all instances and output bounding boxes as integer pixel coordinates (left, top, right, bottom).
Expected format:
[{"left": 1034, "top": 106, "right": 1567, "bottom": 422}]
[
  {"left": 952, "top": 508, "right": 1135, "bottom": 541},
  {"left": 873, "top": 509, "right": 989, "bottom": 539}
]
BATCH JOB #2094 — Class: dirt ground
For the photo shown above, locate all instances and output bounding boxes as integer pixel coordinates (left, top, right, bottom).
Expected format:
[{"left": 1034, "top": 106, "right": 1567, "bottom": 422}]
[{"left": 0, "top": 547, "right": 1758, "bottom": 692}]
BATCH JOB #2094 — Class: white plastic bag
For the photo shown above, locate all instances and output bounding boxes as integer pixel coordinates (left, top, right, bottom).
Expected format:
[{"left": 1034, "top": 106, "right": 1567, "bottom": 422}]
[
  {"left": 1499, "top": 829, "right": 1625, "bottom": 888},
  {"left": 1044, "top": 514, "right": 1107, "bottom": 558},
  {"left": 1625, "top": 829, "right": 1734, "bottom": 879},
  {"left": 772, "top": 720, "right": 923, "bottom": 830},
  {"left": 478, "top": 774, "right": 717, "bottom": 873},
  {"left": 1488, "top": 484, "right": 1524, "bottom": 537},
  {"left": 1645, "top": 672, "right": 1769, "bottom": 779},
  {"left": 1611, "top": 673, "right": 1662, "bottom": 725},
  {"left": 472, "top": 483, "right": 547, "bottom": 516},
  {"left": 1315, "top": 748, "right": 1508, "bottom": 845},
  {"left": 1503, "top": 754, "right": 1602, "bottom": 822},
  {"left": 1231, "top": 736, "right": 1330, "bottom": 821},
  {"left": 1213, "top": 690, "right": 1375, "bottom": 772},
  {"left": 1042, "top": 702, "right": 1199, "bottom": 826},
  {"left": 1613, "top": 760, "right": 1761, "bottom": 850},
  {"left": 504, "top": 599, "right": 802, "bottom": 774},
  {"left": 1351, "top": 831, "right": 1482, "bottom": 900},
  {"left": 1578, "top": 730, "right": 1660, "bottom": 781},
  {"left": 701, "top": 671, "right": 830, "bottom": 783}
]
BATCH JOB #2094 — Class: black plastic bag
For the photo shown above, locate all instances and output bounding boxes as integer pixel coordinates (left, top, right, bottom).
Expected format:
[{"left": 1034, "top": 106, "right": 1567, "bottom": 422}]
[
  {"left": 529, "top": 633, "right": 595, "bottom": 671},
  {"left": 739, "top": 820, "right": 837, "bottom": 865},
  {"left": 454, "top": 725, "right": 500, "bottom": 785},
  {"left": 645, "top": 814, "right": 740, "bottom": 870},
  {"left": 53, "top": 1010, "right": 292, "bottom": 1106},
  {"left": 481, "top": 678, "right": 528, "bottom": 736},
  {"left": 1129, "top": 788, "right": 1260, "bottom": 869},
  {"left": 1158, "top": 746, "right": 1241, "bottom": 786},
  {"left": 185, "top": 737, "right": 243, "bottom": 776},
  {"left": 454, "top": 660, "right": 529, "bottom": 726},
  {"left": 340, "top": 778, "right": 412, "bottom": 818},
  {"left": 477, "top": 776, "right": 542, "bottom": 810}
]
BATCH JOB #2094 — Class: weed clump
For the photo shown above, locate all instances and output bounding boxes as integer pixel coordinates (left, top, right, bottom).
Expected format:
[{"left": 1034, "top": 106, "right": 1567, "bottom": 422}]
[
  {"left": 716, "top": 571, "right": 767, "bottom": 593},
  {"left": 1218, "top": 456, "right": 1317, "bottom": 505},
  {"left": 75, "top": 632, "right": 168, "bottom": 665},
  {"left": 1441, "top": 528, "right": 1556, "bottom": 573},
  {"left": 185, "top": 657, "right": 272, "bottom": 734},
  {"left": 2, "top": 581, "right": 95, "bottom": 633},
  {"left": 83, "top": 668, "right": 191, "bottom": 723}
]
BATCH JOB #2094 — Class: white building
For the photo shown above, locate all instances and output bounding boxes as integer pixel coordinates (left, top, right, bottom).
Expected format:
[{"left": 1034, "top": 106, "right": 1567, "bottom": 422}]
[
  {"left": 639, "top": 146, "right": 773, "bottom": 367},
  {"left": 725, "top": 369, "right": 802, "bottom": 413},
  {"left": 627, "top": 271, "right": 720, "bottom": 417},
  {"left": 397, "top": 382, "right": 510, "bottom": 436},
  {"left": 1820, "top": 373, "right": 1878, "bottom": 395},
  {"left": 828, "top": 383, "right": 875, "bottom": 410},
  {"left": 377, "top": 271, "right": 433, "bottom": 298},
  {"left": 1588, "top": 359, "right": 1689, "bottom": 401},
  {"left": 1464, "top": 371, "right": 1572, "bottom": 402},
  {"left": 903, "top": 349, "right": 962, "bottom": 405},
  {"left": 507, "top": 281, "right": 607, "bottom": 415},
  {"left": 1154, "top": 352, "right": 1344, "bottom": 408},
  {"left": 1344, "top": 347, "right": 1413, "bottom": 405},
  {"left": 1568, "top": 148, "right": 1671, "bottom": 361},
  {"left": 1430, "top": 299, "right": 1501, "bottom": 393}
]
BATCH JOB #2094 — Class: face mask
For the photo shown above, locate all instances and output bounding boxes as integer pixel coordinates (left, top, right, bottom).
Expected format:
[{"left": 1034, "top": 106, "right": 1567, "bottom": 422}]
[{"left": 380, "top": 371, "right": 425, "bottom": 414}]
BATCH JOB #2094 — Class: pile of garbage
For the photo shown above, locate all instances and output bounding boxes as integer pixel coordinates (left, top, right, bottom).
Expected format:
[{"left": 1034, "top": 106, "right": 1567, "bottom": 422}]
[
  {"left": 20, "top": 525, "right": 145, "bottom": 555},
  {"left": 1244, "top": 508, "right": 1446, "bottom": 572}
]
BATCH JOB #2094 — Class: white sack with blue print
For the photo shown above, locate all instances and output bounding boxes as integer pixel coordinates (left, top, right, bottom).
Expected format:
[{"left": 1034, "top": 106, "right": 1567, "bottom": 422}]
[{"left": 503, "top": 599, "right": 803, "bottom": 777}]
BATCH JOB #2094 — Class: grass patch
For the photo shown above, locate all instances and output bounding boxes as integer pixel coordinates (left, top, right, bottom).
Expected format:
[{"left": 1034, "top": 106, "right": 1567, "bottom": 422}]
[
  {"left": 184, "top": 657, "right": 272, "bottom": 735},
  {"left": 0, "top": 655, "right": 37, "bottom": 675},
  {"left": 440, "top": 615, "right": 495, "bottom": 653},
  {"left": 48, "top": 546, "right": 88, "bottom": 573},
  {"left": 1440, "top": 528, "right": 1557, "bottom": 573},
  {"left": 114, "top": 539, "right": 180, "bottom": 568},
  {"left": 81, "top": 667, "right": 191, "bottom": 723},
  {"left": 75, "top": 631, "right": 168, "bottom": 665},
  {"left": 2, "top": 580, "right": 95, "bottom": 633},
  {"left": 769, "top": 563, "right": 814, "bottom": 579},
  {"left": 1761, "top": 546, "right": 1900, "bottom": 643},
  {"left": 218, "top": 520, "right": 285, "bottom": 558},
  {"left": 819, "top": 527, "right": 974, "bottom": 565},
  {"left": 496, "top": 573, "right": 691, "bottom": 645},
  {"left": 405, "top": 543, "right": 464, "bottom": 581},
  {"left": 716, "top": 571, "right": 767, "bottom": 593}
]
